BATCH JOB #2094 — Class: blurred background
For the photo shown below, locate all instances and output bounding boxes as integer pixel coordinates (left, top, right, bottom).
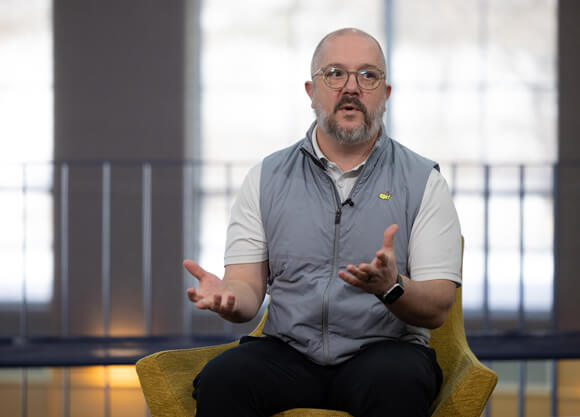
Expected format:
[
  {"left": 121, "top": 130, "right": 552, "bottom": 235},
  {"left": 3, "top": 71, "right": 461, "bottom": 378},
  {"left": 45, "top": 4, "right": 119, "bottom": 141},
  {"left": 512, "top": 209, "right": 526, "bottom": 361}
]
[{"left": 1, "top": 0, "right": 579, "bottom": 416}]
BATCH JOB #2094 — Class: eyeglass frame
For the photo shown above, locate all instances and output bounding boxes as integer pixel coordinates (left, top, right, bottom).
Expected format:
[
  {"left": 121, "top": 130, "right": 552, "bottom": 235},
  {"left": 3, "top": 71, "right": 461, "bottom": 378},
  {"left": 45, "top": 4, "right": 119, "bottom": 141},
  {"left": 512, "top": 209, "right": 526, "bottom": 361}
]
[{"left": 311, "top": 65, "right": 386, "bottom": 91}]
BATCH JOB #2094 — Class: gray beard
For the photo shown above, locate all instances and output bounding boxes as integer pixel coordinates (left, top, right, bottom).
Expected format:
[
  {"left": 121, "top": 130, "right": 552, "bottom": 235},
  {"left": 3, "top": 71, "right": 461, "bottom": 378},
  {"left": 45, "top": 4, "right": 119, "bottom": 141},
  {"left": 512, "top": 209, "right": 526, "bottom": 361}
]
[{"left": 315, "top": 100, "right": 385, "bottom": 146}]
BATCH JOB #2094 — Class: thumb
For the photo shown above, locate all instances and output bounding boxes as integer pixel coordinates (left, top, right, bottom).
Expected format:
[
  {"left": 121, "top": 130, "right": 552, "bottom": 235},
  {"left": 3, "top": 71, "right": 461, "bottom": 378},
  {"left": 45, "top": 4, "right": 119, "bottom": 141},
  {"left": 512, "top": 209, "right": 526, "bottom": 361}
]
[
  {"left": 183, "top": 260, "right": 207, "bottom": 281},
  {"left": 382, "top": 224, "right": 399, "bottom": 251}
]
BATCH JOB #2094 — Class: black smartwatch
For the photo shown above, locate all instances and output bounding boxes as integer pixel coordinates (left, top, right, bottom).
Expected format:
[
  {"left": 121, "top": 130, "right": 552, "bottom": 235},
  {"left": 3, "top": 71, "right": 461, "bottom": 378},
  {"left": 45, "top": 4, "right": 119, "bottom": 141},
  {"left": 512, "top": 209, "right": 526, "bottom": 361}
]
[{"left": 378, "top": 273, "right": 405, "bottom": 304}]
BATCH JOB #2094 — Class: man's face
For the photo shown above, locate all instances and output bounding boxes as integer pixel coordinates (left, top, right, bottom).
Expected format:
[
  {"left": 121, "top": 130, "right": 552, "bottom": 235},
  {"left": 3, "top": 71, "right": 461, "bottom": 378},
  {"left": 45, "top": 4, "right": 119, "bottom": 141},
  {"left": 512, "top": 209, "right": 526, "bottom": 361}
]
[{"left": 306, "top": 34, "right": 391, "bottom": 145}]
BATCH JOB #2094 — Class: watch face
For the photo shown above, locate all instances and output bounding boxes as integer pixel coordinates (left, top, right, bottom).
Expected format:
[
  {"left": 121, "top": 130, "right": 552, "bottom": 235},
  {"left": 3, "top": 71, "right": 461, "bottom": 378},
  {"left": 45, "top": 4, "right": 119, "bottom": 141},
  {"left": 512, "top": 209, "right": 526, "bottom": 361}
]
[{"left": 384, "top": 284, "right": 404, "bottom": 304}]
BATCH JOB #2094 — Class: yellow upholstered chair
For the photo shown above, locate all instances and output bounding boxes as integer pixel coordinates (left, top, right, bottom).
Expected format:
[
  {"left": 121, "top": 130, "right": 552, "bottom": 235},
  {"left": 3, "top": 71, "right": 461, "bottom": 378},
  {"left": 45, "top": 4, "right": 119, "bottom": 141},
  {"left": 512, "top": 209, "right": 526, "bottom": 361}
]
[{"left": 137, "top": 239, "right": 497, "bottom": 417}]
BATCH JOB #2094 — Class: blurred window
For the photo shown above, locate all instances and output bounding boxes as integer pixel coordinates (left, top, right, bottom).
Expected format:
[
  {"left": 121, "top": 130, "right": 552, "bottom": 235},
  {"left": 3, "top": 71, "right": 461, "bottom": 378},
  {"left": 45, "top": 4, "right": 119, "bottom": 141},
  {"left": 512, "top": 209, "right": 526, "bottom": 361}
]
[{"left": 0, "top": 0, "right": 53, "bottom": 304}]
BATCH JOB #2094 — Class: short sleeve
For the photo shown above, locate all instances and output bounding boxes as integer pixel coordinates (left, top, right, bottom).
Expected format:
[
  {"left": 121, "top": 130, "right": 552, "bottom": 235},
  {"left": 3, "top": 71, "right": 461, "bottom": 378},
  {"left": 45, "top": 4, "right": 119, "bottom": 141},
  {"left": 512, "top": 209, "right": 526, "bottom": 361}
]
[
  {"left": 408, "top": 169, "right": 462, "bottom": 285},
  {"left": 224, "top": 162, "right": 268, "bottom": 266}
]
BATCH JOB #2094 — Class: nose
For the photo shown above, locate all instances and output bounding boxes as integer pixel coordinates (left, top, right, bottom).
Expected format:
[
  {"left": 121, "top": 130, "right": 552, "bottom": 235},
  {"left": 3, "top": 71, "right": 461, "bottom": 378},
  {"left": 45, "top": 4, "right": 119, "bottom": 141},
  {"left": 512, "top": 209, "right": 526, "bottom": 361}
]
[{"left": 342, "top": 72, "right": 360, "bottom": 94}]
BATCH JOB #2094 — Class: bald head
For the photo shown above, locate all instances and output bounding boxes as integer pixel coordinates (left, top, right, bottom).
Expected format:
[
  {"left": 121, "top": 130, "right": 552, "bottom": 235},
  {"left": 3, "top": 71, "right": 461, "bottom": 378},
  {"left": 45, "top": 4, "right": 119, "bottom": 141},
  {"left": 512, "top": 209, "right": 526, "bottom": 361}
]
[{"left": 310, "top": 28, "right": 387, "bottom": 76}]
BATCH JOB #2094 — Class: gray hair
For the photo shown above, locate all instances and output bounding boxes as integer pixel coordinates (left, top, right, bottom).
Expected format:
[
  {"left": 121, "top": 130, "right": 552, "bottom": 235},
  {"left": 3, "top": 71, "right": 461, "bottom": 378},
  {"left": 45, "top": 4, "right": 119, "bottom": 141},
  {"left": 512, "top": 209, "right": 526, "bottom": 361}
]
[{"left": 310, "top": 28, "right": 387, "bottom": 76}]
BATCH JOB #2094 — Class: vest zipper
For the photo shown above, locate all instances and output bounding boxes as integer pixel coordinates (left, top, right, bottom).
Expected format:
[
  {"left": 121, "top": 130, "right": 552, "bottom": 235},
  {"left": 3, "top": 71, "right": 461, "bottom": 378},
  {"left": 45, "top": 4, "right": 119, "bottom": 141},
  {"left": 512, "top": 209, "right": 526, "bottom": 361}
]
[
  {"left": 322, "top": 187, "right": 344, "bottom": 363},
  {"left": 302, "top": 145, "right": 363, "bottom": 363}
]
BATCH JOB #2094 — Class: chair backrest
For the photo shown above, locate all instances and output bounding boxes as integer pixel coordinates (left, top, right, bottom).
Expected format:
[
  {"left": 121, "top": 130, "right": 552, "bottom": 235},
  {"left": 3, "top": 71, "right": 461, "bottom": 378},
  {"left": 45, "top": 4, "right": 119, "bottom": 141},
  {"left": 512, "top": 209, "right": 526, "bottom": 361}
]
[
  {"left": 428, "top": 237, "right": 467, "bottom": 411},
  {"left": 428, "top": 237, "right": 497, "bottom": 417},
  {"left": 428, "top": 285, "right": 468, "bottom": 413}
]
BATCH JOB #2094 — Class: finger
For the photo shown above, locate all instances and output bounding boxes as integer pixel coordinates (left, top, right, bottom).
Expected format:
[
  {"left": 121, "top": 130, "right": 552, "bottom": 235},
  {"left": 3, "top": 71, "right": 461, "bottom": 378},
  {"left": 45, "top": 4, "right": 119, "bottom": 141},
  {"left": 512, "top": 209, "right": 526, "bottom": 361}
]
[
  {"left": 374, "top": 250, "right": 390, "bottom": 267},
  {"left": 195, "top": 300, "right": 211, "bottom": 310},
  {"left": 347, "top": 264, "right": 371, "bottom": 281},
  {"left": 187, "top": 287, "right": 199, "bottom": 302},
  {"left": 382, "top": 224, "right": 399, "bottom": 251},
  {"left": 358, "top": 263, "right": 380, "bottom": 278},
  {"left": 224, "top": 294, "right": 235, "bottom": 312},
  {"left": 195, "top": 295, "right": 218, "bottom": 310},
  {"left": 211, "top": 294, "right": 223, "bottom": 312},
  {"left": 338, "top": 270, "right": 363, "bottom": 287},
  {"left": 183, "top": 260, "right": 208, "bottom": 281}
]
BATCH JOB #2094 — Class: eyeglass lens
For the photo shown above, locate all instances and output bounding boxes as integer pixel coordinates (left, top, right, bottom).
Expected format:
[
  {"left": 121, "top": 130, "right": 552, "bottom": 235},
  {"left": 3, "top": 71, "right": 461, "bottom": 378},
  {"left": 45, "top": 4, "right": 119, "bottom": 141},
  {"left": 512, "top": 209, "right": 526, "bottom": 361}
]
[{"left": 323, "top": 67, "right": 382, "bottom": 90}]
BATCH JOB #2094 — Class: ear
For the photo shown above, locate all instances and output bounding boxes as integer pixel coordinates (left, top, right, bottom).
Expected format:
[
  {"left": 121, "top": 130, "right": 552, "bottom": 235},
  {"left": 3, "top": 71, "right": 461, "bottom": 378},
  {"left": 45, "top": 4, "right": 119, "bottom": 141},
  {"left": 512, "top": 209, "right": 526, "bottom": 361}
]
[
  {"left": 384, "top": 83, "right": 392, "bottom": 101},
  {"left": 305, "top": 80, "right": 314, "bottom": 100}
]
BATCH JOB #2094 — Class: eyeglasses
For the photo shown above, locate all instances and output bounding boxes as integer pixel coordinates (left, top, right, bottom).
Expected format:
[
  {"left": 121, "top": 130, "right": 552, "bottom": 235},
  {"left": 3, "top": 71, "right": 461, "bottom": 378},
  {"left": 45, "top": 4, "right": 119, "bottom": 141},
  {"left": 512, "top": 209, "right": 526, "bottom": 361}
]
[{"left": 312, "top": 65, "right": 385, "bottom": 90}]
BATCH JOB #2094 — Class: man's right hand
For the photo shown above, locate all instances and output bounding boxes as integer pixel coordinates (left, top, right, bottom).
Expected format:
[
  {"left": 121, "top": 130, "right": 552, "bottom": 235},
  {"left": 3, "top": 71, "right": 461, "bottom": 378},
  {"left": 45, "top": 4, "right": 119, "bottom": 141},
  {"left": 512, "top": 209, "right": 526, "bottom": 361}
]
[
  {"left": 184, "top": 260, "right": 238, "bottom": 316},
  {"left": 183, "top": 260, "right": 268, "bottom": 323}
]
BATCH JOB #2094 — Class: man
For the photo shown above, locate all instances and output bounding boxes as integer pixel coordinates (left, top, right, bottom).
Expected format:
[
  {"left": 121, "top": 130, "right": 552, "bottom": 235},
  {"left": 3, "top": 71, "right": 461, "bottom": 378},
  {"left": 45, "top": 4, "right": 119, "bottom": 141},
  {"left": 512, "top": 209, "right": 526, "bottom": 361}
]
[{"left": 184, "top": 28, "right": 461, "bottom": 417}]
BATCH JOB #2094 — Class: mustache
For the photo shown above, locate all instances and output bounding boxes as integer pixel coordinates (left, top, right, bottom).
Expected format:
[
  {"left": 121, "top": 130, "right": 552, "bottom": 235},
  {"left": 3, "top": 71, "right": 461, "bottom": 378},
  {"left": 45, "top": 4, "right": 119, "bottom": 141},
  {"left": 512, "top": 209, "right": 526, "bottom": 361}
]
[{"left": 333, "top": 96, "right": 368, "bottom": 115}]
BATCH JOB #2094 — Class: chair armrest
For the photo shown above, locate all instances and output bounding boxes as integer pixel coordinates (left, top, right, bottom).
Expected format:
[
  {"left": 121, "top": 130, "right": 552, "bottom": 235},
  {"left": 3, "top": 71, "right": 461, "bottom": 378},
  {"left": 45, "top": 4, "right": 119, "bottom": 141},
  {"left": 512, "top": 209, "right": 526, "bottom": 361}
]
[{"left": 136, "top": 341, "right": 239, "bottom": 417}]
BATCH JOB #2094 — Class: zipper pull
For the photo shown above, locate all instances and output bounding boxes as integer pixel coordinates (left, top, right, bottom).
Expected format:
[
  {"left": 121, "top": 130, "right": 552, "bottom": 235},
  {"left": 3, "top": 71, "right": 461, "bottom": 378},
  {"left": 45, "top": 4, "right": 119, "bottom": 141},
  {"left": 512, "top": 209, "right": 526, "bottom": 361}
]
[{"left": 335, "top": 207, "right": 342, "bottom": 224}]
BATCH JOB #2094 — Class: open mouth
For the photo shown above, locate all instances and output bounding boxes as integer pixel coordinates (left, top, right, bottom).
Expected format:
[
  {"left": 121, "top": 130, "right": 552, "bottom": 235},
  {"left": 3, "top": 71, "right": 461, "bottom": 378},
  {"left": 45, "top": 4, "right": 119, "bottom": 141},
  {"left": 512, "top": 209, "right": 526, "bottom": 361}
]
[
  {"left": 335, "top": 97, "right": 365, "bottom": 114},
  {"left": 339, "top": 104, "right": 360, "bottom": 112}
]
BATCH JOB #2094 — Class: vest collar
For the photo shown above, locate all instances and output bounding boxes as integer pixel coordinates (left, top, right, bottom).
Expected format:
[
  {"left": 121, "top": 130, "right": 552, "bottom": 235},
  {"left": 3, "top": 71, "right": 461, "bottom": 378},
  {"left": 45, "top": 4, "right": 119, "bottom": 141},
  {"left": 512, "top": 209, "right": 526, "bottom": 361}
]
[{"left": 300, "top": 121, "right": 392, "bottom": 174}]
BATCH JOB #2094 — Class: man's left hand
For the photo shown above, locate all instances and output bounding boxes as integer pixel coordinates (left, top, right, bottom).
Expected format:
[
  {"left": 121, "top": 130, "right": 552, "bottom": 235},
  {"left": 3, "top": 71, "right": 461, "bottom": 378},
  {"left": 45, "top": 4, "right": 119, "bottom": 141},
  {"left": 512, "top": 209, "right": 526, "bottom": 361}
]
[{"left": 338, "top": 224, "right": 399, "bottom": 296}]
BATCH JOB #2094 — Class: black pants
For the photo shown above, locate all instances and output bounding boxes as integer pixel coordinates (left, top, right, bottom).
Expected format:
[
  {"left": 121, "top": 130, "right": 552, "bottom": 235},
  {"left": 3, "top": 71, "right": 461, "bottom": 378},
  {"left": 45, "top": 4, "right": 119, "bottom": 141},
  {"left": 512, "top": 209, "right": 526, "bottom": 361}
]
[{"left": 193, "top": 336, "right": 442, "bottom": 417}]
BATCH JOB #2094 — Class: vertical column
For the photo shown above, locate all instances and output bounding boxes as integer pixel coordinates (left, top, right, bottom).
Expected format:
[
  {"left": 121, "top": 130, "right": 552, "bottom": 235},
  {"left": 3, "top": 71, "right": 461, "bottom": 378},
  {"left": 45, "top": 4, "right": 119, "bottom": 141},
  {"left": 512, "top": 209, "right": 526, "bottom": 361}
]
[
  {"left": 556, "top": 1, "right": 580, "bottom": 416},
  {"left": 556, "top": 0, "right": 580, "bottom": 333},
  {"left": 53, "top": 0, "right": 189, "bottom": 336}
]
